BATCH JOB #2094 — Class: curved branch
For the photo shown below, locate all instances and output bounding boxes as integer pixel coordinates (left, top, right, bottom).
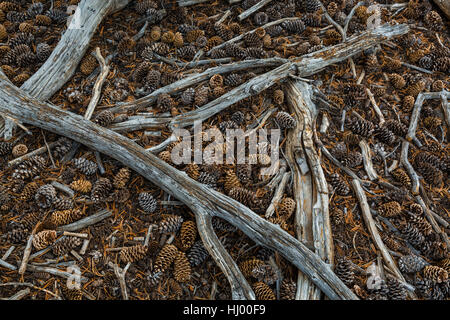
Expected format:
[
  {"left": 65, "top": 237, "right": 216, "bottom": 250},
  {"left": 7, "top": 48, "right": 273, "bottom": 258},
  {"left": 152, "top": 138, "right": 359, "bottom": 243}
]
[{"left": 0, "top": 70, "right": 357, "bottom": 300}]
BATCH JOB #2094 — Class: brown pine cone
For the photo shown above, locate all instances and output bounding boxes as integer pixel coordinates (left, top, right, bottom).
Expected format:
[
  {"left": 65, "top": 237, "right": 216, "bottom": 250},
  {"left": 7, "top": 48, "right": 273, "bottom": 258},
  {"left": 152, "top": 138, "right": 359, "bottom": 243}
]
[
  {"left": 438, "top": 258, "right": 450, "bottom": 273},
  {"left": 335, "top": 257, "right": 354, "bottom": 286},
  {"left": 253, "top": 281, "right": 276, "bottom": 300},
  {"left": 348, "top": 117, "right": 374, "bottom": 138},
  {"left": 389, "top": 73, "right": 406, "bottom": 89},
  {"left": 173, "top": 251, "right": 191, "bottom": 282},
  {"left": 35, "top": 184, "right": 57, "bottom": 209},
  {"left": 406, "top": 80, "right": 426, "bottom": 97},
  {"left": 410, "top": 203, "right": 423, "bottom": 215},
  {"left": 243, "top": 32, "right": 262, "bottom": 48},
  {"left": 12, "top": 72, "right": 30, "bottom": 86},
  {"left": 384, "top": 120, "right": 408, "bottom": 137},
  {"left": 209, "top": 74, "right": 223, "bottom": 88},
  {"left": 391, "top": 168, "right": 411, "bottom": 187},
  {"left": 402, "top": 95, "right": 415, "bottom": 112},
  {"left": 17, "top": 182, "right": 38, "bottom": 201},
  {"left": 173, "top": 32, "right": 184, "bottom": 48},
  {"left": 329, "top": 173, "right": 350, "bottom": 196},
  {"left": 93, "top": 110, "right": 114, "bottom": 127},
  {"left": 113, "top": 167, "right": 130, "bottom": 189},
  {"left": 35, "top": 14, "right": 51, "bottom": 26},
  {"left": 229, "top": 187, "right": 260, "bottom": 208},
  {"left": 276, "top": 111, "right": 296, "bottom": 129},
  {"left": 418, "top": 162, "right": 443, "bottom": 187},
  {"left": 11, "top": 144, "right": 27, "bottom": 157},
  {"left": 424, "top": 11, "right": 443, "bottom": 31},
  {"left": 73, "top": 157, "right": 97, "bottom": 175},
  {"left": 48, "top": 209, "right": 85, "bottom": 228},
  {"left": 399, "top": 254, "right": 429, "bottom": 274},
  {"left": 32, "top": 230, "right": 57, "bottom": 250},
  {"left": 186, "top": 29, "right": 204, "bottom": 43},
  {"left": 279, "top": 197, "right": 295, "bottom": 219},
  {"left": 157, "top": 93, "right": 174, "bottom": 112},
  {"left": 194, "top": 86, "right": 209, "bottom": 106},
  {"left": 378, "top": 201, "right": 402, "bottom": 217},
  {"left": 180, "top": 220, "right": 197, "bottom": 251},
  {"left": 52, "top": 236, "right": 83, "bottom": 256},
  {"left": 154, "top": 244, "right": 179, "bottom": 273},
  {"left": 159, "top": 214, "right": 184, "bottom": 234},
  {"left": 70, "top": 179, "right": 92, "bottom": 193},
  {"left": 80, "top": 54, "right": 97, "bottom": 75},
  {"left": 280, "top": 279, "right": 296, "bottom": 300},
  {"left": 432, "top": 80, "right": 444, "bottom": 92},
  {"left": 224, "top": 169, "right": 242, "bottom": 194},
  {"left": 90, "top": 177, "right": 112, "bottom": 203},
  {"left": 408, "top": 214, "right": 432, "bottom": 236},
  {"left": 120, "top": 244, "right": 148, "bottom": 263},
  {"left": 239, "top": 258, "right": 265, "bottom": 278},
  {"left": 184, "top": 163, "right": 200, "bottom": 180},
  {"left": 60, "top": 284, "right": 82, "bottom": 300},
  {"left": 423, "top": 265, "right": 448, "bottom": 283}
]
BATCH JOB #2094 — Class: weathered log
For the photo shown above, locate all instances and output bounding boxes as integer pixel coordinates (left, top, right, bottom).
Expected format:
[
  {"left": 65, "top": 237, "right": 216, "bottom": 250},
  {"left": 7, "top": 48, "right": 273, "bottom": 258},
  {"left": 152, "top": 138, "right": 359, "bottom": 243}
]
[
  {"left": 171, "top": 24, "right": 409, "bottom": 129},
  {"left": 0, "top": 70, "right": 358, "bottom": 300}
]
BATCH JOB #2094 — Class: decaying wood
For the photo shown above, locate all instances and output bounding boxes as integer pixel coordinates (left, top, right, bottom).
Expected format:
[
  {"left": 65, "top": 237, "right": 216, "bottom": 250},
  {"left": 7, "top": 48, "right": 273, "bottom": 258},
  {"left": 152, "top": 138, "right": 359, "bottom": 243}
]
[
  {"left": 20, "top": 0, "right": 129, "bottom": 100},
  {"left": 1, "top": 246, "right": 15, "bottom": 261},
  {"left": 4, "top": 288, "right": 30, "bottom": 300},
  {"left": 57, "top": 209, "right": 112, "bottom": 232},
  {"left": 285, "top": 80, "right": 334, "bottom": 300},
  {"left": 366, "top": 88, "right": 385, "bottom": 125},
  {"left": 177, "top": 0, "right": 211, "bottom": 6},
  {"left": 238, "top": 0, "right": 273, "bottom": 21},
  {"left": 111, "top": 262, "right": 131, "bottom": 300},
  {"left": 171, "top": 24, "right": 409, "bottom": 129},
  {"left": 0, "top": 70, "right": 358, "bottom": 300},
  {"left": 265, "top": 172, "right": 290, "bottom": 218},
  {"left": 18, "top": 232, "right": 35, "bottom": 275},
  {"left": 351, "top": 180, "right": 410, "bottom": 286},
  {"left": 359, "top": 140, "right": 379, "bottom": 181},
  {"left": 109, "top": 58, "right": 289, "bottom": 114}
]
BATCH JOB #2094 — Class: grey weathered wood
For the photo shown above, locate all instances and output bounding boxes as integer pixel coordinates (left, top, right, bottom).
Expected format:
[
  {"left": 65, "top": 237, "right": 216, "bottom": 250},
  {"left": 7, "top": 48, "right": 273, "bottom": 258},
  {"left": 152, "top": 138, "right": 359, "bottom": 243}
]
[
  {"left": 109, "top": 117, "right": 172, "bottom": 132},
  {"left": 171, "top": 24, "right": 409, "bottom": 129},
  {"left": 0, "top": 258, "right": 16, "bottom": 271},
  {"left": 265, "top": 172, "right": 290, "bottom": 219},
  {"left": 0, "top": 71, "right": 357, "bottom": 300},
  {"left": 359, "top": 140, "right": 379, "bottom": 181},
  {"left": 108, "top": 58, "right": 289, "bottom": 114},
  {"left": 178, "top": 0, "right": 211, "bottom": 6},
  {"left": 57, "top": 209, "right": 112, "bottom": 232},
  {"left": 238, "top": 0, "right": 273, "bottom": 21},
  {"left": 20, "top": 0, "right": 129, "bottom": 100}
]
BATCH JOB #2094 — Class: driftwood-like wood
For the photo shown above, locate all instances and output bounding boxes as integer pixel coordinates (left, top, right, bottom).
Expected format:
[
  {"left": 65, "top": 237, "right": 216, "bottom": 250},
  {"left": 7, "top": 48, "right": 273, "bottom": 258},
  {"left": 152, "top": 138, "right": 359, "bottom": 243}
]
[
  {"left": 359, "top": 140, "right": 379, "bottom": 181},
  {"left": 109, "top": 58, "right": 289, "bottom": 114},
  {"left": 57, "top": 209, "right": 112, "bottom": 232},
  {"left": 238, "top": 0, "right": 273, "bottom": 21},
  {"left": 171, "top": 24, "right": 409, "bottom": 129},
  {"left": 285, "top": 80, "right": 334, "bottom": 300},
  {"left": 20, "top": 0, "right": 129, "bottom": 100},
  {"left": 109, "top": 117, "right": 172, "bottom": 132},
  {"left": 0, "top": 71, "right": 358, "bottom": 300}
]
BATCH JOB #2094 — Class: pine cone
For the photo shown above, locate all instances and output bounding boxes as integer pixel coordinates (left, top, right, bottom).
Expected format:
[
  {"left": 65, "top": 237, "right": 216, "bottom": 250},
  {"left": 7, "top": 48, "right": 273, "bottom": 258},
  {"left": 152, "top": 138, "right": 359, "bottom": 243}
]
[
  {"left": 399, "top": 254, "right": 429, "bottom": 274},
  {"left": 35, "top": 184, "right": 57, "bottom": 208},
  {"left": 60, "top": 285, "right": 82, "bottom": 300},
  {"left": 154, "top": 244, "right": 178, "bottom": 273},
  {"left": 421, "top": 241, "right": 448, "bottom": 261},
  {"left": 6, "top": 227, "right": 28, "bottom": 244},
  {"left": 52, "top": 137, "right": 72, "bottom": 159},
  {"left": 410, "top": 203, "right": 423, "bottom": 215},
  {"left": 387, "top": 277, "right": 407, "bottom": 300},
  {"left": 236, "top": 163, "right": 252, "bottom": 184},
  {"left": 279, "top": 197, "right": 295, "bottom": 219},
  {"left": 374, "top": 126, "right": 396, "bottom": 145},
  {"left": 35, "top": 14, "right": 51, "bottom": 26},
  {"left": 149, "top": 42, "right": 169, "bottom": 55},
  {"left": 48, "top": 209, "right": 85, "bottom": 228},
  {"left": 378, "top": 201, "right": 402, "bottom": 217},
  {"left": 281, "top": 19, "right": 305, "bottom": 33},
  {"left": 231, "top": 111, "right": 244, "bottom": 125},
  {"left": 177, "top": 45, "right": 196, "bottom": 60},
  {"left": 399, "top": 222, "right": 425, "bottom": 248},
  {"left": 18, "top": 181, "right": 39, "bottom": 200},
  {"left": 157, "top": 93, "right": 174, "bottom": 112},
  {"left": 389, "top": 73, "right": 406, "bottom": 89},
  {"left": 384, "top": 120, "right": 407, "bottom": 137},
  {"left": 408, "top": 214, "right": 432, "bottom": 236},
  {"left": 32, "top": 230, "right": 57, "bottom": 250},
  {"left": 253, "top": 281, "right": 276, "bottom": 300},
  {"left": 252, "top": 264, "right": 278, "bottom": 285},
  {"left": 93, "top": 110, "right": 114, "bottom": 127},
  {"left": 276, "top": 111, "right": 296, "bottom": 129},
  {"left": 391, "top": 168, "right": 411, "bottom": 188},
  {"left": 187, "top": 240, "right": 209, "bottom": 267},
  {"left": 424, "top": 11, "right": 443, "bottom": 31},
  {"left": 70, "top": 179, "right": 92, "bottom": 193},
  {"left": 280, "top": 279, "right": 296, "bottom": 300},
  {"left": 402, "top": 95, "right": 415, "bottom": 112},
  {"left": 228, "top": 187, "right": 260, "bottom": 208},
  {"left": 138, "top": 192, "right": 157, "bottom": 213},
  {"left": 214, "top": 23, "right": 233, "bottom": 41},
  {"left": 52, "top": 236, "right": 82, "bottom": 256},
  {"left": 80, "top": 54, "right": 97, "bottom": 75},
  {"left": 180, "top": 220, "right": 197, "bottom": 251},
  {"left": 334, "top": 258, "right": 354, "bottom": 286},
  {"left": 348, "top": 117, "right": 374, "bottom": 138},
  {"left": 180, "top": 87, "right": 195, "bottom": 105},
  {"left": 0, "top": 141, "right": 13, "bottom": 155},
  {"left": 254, "top": 12, "right": 269, "bottom": 26},
  {"left": 113, "top": 167, "right": 130, "bottom": 189},
  {"left": 53, "top": 196, "right": 74, "bottom": 210},
  {"left": 73, "top": 157, "right": 97, "bottom": 175},
  {"left": 194, "top": 86, "right": 209, "bottom": 106},
  {"left": 406, "top": 80, "right": 426, "bottom": 97},
  {"left": 418, "top": 162, "right": 443, "bottom": 187},
  {"left": 173, "top": 251, "right": 191, "bottom": 282},
  {"left": 120, "top": 244, "right": 148, "bottom": 263},
  {"left": 159, "top": 214, "right": 184, "bottom": 234},
  {"left": 198, "top": 171, "right": 218, "bottom": 189},
  {"left": 240, "top": 258, "right": 265, "bottom": 278},
  {"left": 173, "top": 32, "right": 184, "bottom": 48},
  {"left": 224, "top": 169, "right": 242, "bottom": 194},
  {"left": 90, "top": 177, "right": 112, "bottom": 203},
  {"left": 423, "top": 265, "right": 448, "bottom": 283},
  {"left": 224, "top": 73, "right": 242, "bottom": 87}
]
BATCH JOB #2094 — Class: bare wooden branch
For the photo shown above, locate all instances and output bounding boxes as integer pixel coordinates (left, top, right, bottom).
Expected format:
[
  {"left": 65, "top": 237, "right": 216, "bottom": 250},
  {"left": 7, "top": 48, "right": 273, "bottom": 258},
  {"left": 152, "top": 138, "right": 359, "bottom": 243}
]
[
  {"left": 171, "top": 24, "right": 409, "bottom": 129},
  {"left": 359, "top": 140, "right": 379, "bottom": 181},
  {"left": 440, "top": 90, "right": 450, "bottom": 128},
  {"left": 62, "top": 231, "right": 89, "bottom": 239},
  {"left": 366, "top": 88, "right": 385, "bottom": 125},
  {"left": 265, "top": 172, "right": 290, "bottom": 218},
  {"left": 109, "top": 117, "right": 172, "bottom": 132},
  {"left": 85, "top": 47, "right": 110, "bottom": 120},
  {"left": 238, "top": 0, "right": 273, "bottom": 21},
  {"left": 0, "top": 70, "right": 358, "bottom": 300},
  {"left": 177, "top": 0, "right": 210, "bottom": 6},
  {"left": 1, "top": 246, "right": 15, "bottom": 261},
  {"left": 57, "top": 209, "right": 112, "bottom": 232},
  {"left": 5, "top": 288, "right": 30, "bottom": 300},
  {"left": 26, "top": 264, "right": 89, "bottom": 282},
  {"left": 0, "top": 258, "right": 16, "bottom": 271},
  {"left": 8, "top": 142, "right": 58, "bottom": 167},
  {"left": 18, "top": 233, "right": 35, "bottom": 275},
  {"left": 20, "top": 0, "right": 129, "bottom": 100},
  {"left": 51, "top": 181, "right": 75, "bottom": 198},
  {"left": 351, "top": 179, "right": 405, "bottom": 282},
  {"left": 0, "top": 282, "right": 61, "bottom": 299},
  {"left": 109, "top": 58, "right": 288, "bottom": 114},
  {"left": 112, "top": 262, "right": 130, "bottom": 300}
]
